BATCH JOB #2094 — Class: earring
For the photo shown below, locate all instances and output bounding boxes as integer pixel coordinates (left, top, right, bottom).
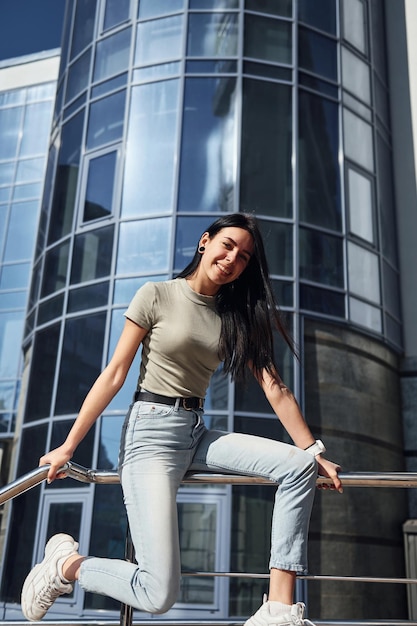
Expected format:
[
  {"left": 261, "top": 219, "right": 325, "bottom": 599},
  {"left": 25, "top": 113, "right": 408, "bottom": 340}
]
[{"left": 198, "top": 245, "right": 205, "bottom": 253}]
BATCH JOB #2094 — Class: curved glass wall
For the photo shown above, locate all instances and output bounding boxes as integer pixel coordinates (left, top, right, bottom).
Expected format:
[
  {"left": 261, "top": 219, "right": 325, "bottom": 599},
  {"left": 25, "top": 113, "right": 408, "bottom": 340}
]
[{"left": 0, "top": 0, "right": 404, "bottom": 621}]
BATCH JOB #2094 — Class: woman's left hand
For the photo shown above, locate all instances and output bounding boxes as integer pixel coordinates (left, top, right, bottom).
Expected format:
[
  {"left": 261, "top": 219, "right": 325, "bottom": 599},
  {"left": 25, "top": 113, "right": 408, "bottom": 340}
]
[{"left": 316, "top": 457, "right": 343, "bottom": 493}]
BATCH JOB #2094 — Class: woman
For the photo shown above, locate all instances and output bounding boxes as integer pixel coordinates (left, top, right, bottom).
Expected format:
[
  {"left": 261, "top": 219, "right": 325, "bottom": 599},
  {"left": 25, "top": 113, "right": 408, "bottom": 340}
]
[{"left": 21, "top": 213, "right": 342, "bottom": 626}]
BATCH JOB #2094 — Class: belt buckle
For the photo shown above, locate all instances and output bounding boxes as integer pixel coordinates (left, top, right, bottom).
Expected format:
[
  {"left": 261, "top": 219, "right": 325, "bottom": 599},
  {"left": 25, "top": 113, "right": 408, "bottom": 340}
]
[{"left": 182, "top": 397, "right": 203, "bottom": 411}]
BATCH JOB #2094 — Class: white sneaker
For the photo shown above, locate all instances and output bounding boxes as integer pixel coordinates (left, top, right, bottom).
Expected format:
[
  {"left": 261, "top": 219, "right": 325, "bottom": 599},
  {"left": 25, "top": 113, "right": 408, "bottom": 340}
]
[
  {"left": 21, "top": 533, "right": 79, "bottom": 621},
  {"left": 244, "top": 599, "right": 316, "bottom": 626}
]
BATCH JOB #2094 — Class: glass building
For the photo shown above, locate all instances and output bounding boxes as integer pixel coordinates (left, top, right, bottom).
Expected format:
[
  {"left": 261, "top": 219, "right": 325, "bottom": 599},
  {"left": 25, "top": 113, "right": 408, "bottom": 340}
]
[{"left": 0, "top": 0, "right": 416, "bottom": 622}]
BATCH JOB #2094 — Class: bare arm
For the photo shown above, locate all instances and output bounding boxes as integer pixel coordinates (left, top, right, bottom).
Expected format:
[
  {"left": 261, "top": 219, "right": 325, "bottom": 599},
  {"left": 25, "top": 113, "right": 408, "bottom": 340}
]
[
  {"left": 255, "top": 367, "right": 343, "bottom": 493},
  {"left": 41, "top": 318, "right": 148, "bottom": 482}
]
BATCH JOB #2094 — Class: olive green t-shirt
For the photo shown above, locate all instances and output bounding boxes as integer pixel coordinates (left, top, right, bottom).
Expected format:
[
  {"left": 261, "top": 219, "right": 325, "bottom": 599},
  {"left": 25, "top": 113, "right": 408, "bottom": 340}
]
[{"left": 124, "top": 278, "right": 222, "bottom": 398}]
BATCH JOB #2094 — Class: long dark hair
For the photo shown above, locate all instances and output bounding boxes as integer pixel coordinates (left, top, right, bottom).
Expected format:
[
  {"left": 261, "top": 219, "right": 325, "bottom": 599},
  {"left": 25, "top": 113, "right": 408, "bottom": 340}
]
[{"left": 177, "top": 213, "right": 296, "bottom": 381}]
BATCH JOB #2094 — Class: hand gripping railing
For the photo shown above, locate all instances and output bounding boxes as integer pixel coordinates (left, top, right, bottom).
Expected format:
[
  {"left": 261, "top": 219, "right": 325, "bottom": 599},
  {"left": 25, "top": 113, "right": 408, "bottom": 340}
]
[{"left": 2, "top": 463, "right": 417, "bottom": 626}]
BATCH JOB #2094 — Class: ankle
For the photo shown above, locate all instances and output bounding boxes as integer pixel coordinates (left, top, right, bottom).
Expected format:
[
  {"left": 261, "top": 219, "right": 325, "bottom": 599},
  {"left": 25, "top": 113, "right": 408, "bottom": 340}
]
[{"left": 61, "top": 554, "right": 84, "bottom": 581}]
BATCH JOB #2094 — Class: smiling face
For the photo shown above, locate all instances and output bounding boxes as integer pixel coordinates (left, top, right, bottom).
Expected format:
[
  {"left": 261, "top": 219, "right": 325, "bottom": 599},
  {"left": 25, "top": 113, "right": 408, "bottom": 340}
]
[{"left": 189, "top": 226, "right": 254, "bottom": 295}]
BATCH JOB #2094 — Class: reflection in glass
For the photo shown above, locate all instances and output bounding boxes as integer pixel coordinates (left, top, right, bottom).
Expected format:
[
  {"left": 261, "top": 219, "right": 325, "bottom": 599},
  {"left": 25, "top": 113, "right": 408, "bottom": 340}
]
[
  {"left": 103, "top": 0, "right": 130, "bottom": 31},
  {"left": 348, "top": 241, "right": 380, "bottom": 303},
  {"left": 68, "top": 282, "right": 109, "bottom": 312},
  {"left": 383, "top": 260, "right": 401, "bottom": 320},
  {"left": 299, "top": 91, "right": 341, "bottom": 230},
  {"left": 0, "top": 107, "right": 23, "bottom": 161},
  {"left": 117, "top": 218, "right": 171, "bottom": 275},
  {"left": 300, "top": 284, "right": 345, "bottom": 317},
  {"left": 348, "top": 168, "right": 373, "bottom": 242},
  {"left": 245, "top": 0, "right": 291, "bottom": 17},
  {"left": 178, "top": 77, "right": 237, "bottom": 213},
  {"left": 55, "top": 312, "right": 106, "bottom": 414},
  {"left": 83, "top": 152, "right": 117, "bottom": 221},
  {"left": 299, "top": 227, "right": 343, "bottom": 287},
  {"left": 70, "top": 226, "right": 114, "bottom": 284},
  {"left": 66, "top": 48, "right": 92, "bottom": 104},
  {"left": 48, "top": 111, "right": 84, "bottom": 244},
  {"left": 0, "top": 311, "right": 23, "bottom": 378},
  {"left": 122, "top": 80, "right": 180, "bottom": 217},
  {"left": 13, "top": 183, "right": 42, "bottom": 201},
  {"left": 91, "top": 73, "right": 127, "bottom": 98},
  {"left": 258, "top": 220, "right": 292, "bottom": 277},
  {"left": 187, "top": 13, "right": 238, "bottom": 57},
  {"left": 350, "top": 297, "right": 381, "bottom": 333},
  {"left": 41, "top": 241, "right": 70, "bottom": 297},
  {"left": 135, "top": 15, "right": 183, "bottom": 66},
  {"left": 0, "top": 263, "right": 30, "bottom": 289},
  {"left": 24, "top": 324, "right": 60, "bottom": 422},
  {"left": 240, "top": 79, "right": 292, "bottom": 218},
  {"left": 377, "top": 134, "right": 398, "bottom": 266},
  {"left": 244, "top": 15, "right": 292, "bottom": 65},
  {"left": 114, "top": 276, "right": 167, "bottom": 305},
  {"left": 344, "top": 108, "right": 374, "bottom": 172},
  {"left": 138, "top": 0, "right": 184, "bottom": 20},
  {"left": 4, "top": 202, "right": 39, "bottom": 262},
  {"left": 178, "top": 502, "right": 216, "bottom": 604},
  {"left": 86, "top": 90, "right": 126, "bottom": 149},
  {"left": 0, "top": 186, "right": 11, "bottom": 203},
  {"left": 298, "top": 27, "right": 337, "bottom": 81},
  {"left": 192, "top": 0, "right": 238, "bottom": 7},
  {"left": 0, "top": 163, "right": 15, "bottom": 187},
  {"left": 94, "top": 28, "right": 131, "bottom": 83},
  {"left": 298, "top": 0, "right": 336, "bottom": 34},
  {"left": 70, "top": 0, "right": 97, "bottom": 60},
  {"left": 0, "top": 382, "right": 14, "bottom": 412},
  {"left": 19, "top": 102, "right": 54, "bottom": 157},
  {"left": 133, "top": 62, "right": 180, "bottom": 83},
  {"left": 175, "top": 216, "right": 212, "bottom": 271},
  {"left": 37, "top": 294, "right": 64, "bottom": 325},
  {"left": 342, "top": 0, "right": 366, "bottom": 55},
  {"left": 0, "top": 292, "right": 27, "bottom": 309},
  {"left": 244, "top": 61, "right": 291, "bottom": 82},
  {"left": 341, "top": 47, "right": 371, "bottom": 104},
  {"left": 15, "top": 158, "right": 45, "bottom": 183}
]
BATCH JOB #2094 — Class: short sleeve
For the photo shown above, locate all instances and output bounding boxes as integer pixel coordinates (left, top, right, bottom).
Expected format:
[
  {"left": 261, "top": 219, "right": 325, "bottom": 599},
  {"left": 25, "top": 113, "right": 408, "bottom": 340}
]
[{"left": 124, "top": 282, "right": 156, "bottom": 330}]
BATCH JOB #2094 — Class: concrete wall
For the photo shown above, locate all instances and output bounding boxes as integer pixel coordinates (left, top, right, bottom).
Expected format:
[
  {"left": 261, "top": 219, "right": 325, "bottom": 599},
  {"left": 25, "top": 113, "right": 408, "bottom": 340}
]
[{"left": 303, "top": 319, "right": 408, "bottom": 620}]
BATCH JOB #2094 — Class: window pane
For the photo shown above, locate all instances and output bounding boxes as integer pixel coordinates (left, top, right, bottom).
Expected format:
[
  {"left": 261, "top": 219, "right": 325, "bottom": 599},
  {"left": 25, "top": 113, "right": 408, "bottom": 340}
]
[
  {"left": 344, "top": 109, "right": 374, "bottom": 172},
  {"left": 103, "top": 0, "right": 130, "bottom": 30},
  {"left": 240, "top": 79, "right": 292, "bottom": 218},
  {"left": 135, "top": 16, "right": 183, "bottom": 66},
  {"left": 138, "top": 0, "right": 184, "bottom": 19},
  {"left": 300, "top": 227, "right": 344, "bottom": 287},
  {"left": 55, "top": 312, "right": 106, "bottom": 414},
  {"left": 0, "top": 312, "right": 23, "bottom": 378},
  {"left": 342, "top": 0, "right": 366, "bottom": 55},
  {"left": 0, "top": 291, "right": 27, "bottom": 309},
  {"left": 13, "top": 182, "right": 42, "bottom": 201},
  {"left": 24, "top": 324, "right": 60, "bottom": 421},
  {"left": 350, "top": 297, "right": 381, "bottom": 333},
  {"left": 298, "top": 0, "right": 336, "bottom": 34},
  {"left": 94, "top": 28, "right": 131, "bottom": 83},
  {"left": 187, "top": 13, "right": 238, "bottom": 57},
  {"left": 298, "top": 27, "right": 337, "bottom": 81},
  {"left": 70, "top": 226, "right": 114, "bottom": 284},
  {"left": 245, "top": 0, "right": 292, "bottom": 17},
  {"left": 0, "top": 382, "right": 14, "bottom": 412},
  {"left": 348, "top": 241, "right": 380, "bottom": 303},
  {"left": 0, "top": 263, "right": 30, "bottom": 289},
  {"left": 68, "top": 282, "right": 109, "bottom": 313},
  {"left": 175, "top": 216, "right": 212, "bottom": 271},
  {"left": 15, "top": 158, "right": 45, "bottom": 183},
  {"left": 347, "top": 168, "right": 373, "bottom": 242},
  {"left": 300, "top": 283, "right": 345, "bottom": 317},
  {"left": 86, "top": 90, "right": 126, "bottom": 149},
  {"left": 41, "top": 241, "right": 70, "bottom": 297},
  {"left": 0, "top": 107, "right": 23, "bottom": 161},
  {"left": 37, "top": 294, "right": 64, "bottom": 325},
  {"left": 84, "top": 152, "right": 117, "bottom": 221},
  {"left": 259, "top": 219, "right": 292, "bottom": 276},
  {"left": 0, "top": 186, "right": 12, "bottom": 202},
  {"left": 19, "top": 102, "right": 54, "bottom": 157},
  {"left": 299, "top": 91, "right": 341, "bottom": 230},
  {"left": 244, "top": 15, "right": 292, "bottom": 65},
  {"left": 117, "top": 218, "right": 171, "bottom": 275},
  {"left": 4, "top": 201, "right": 39, "bottom": 262},
  {"left": 382, "top": 261, "right": 401, "bottom": 320},
  {"left": 178, "top": 77, "right": 237, "bottom": 213},
  {"left": 122, "top": 80, "right": 180, "bottom": 217},
  {"left": 376, "top": 134, "right": 397, "bottom": 265},
  {"left": 342, "top": 47, "right": 371, "bottom": 104},
  {"left": 114, "top": 276, "right": 166, "bottom": 305},
  {"left": 70, "top": 0, "right": 97, "bottom": 59},
  {"left": 48, "top": 111, "right": 84, "bottom": 244},
  {"left": 66, "top": 48, "right": 92, "bottom": 103}
]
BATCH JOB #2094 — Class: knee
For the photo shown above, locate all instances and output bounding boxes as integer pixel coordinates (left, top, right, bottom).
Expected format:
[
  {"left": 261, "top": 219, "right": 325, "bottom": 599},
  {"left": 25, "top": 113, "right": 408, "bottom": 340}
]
[{"left": 131, "top": 577, "right": 180, "bottom": 614}]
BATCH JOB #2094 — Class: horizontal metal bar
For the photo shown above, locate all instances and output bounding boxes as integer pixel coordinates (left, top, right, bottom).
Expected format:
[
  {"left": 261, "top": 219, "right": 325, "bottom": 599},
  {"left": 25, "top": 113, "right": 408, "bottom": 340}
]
[
  {"left": 0, "top": 620, "right": 416, "bottom": 626},
  {"left": 181, "top": 571, "right": 417, "bottom": 585},
  {"left": 3, "top": 463, "right": 417, "bottom": 507}
]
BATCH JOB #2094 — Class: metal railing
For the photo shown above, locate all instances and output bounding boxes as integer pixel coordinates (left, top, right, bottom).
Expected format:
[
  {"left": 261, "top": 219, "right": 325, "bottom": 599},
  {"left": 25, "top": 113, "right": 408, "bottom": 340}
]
[{"left": 1, "top": 462, "right": 417, "bottom": 626}]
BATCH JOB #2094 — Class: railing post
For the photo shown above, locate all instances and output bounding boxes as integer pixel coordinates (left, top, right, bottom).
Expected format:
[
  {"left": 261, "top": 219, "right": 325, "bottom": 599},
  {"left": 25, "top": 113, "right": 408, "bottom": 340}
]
[{"left": 120, "top": 525, "right": 135, "bottom": 626}]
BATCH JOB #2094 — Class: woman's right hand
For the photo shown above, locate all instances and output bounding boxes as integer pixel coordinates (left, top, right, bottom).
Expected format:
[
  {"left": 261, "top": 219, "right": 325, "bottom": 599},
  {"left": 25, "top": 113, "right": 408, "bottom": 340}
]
[{"left": 40, "top": 445, "right": 74, "bottom": 483}]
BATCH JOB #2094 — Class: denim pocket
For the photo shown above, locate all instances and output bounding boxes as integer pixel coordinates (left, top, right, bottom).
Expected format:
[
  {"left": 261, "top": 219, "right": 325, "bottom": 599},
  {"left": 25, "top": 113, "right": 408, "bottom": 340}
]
[{"left": 136, "top": 401, "right": 175, "bottom": 419}]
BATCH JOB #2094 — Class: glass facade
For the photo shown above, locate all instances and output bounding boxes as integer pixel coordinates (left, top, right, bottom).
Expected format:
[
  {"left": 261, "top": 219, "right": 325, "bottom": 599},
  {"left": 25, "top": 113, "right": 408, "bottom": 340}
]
[{"left": 0, "top": 0, "right": 409, "bottom": 622}]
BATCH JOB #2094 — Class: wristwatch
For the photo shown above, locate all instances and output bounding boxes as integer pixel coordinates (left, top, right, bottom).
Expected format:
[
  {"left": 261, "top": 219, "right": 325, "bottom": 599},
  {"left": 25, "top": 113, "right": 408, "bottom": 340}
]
[{"left": 304, "top": 439, "right": 326, "bottom": 457}]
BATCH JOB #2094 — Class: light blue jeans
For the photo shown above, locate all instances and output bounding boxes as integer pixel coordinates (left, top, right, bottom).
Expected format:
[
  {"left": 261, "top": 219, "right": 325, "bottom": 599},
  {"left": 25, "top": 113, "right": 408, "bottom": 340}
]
[{"left": 79, "top": 401, "right": 317, "bottom": 613}]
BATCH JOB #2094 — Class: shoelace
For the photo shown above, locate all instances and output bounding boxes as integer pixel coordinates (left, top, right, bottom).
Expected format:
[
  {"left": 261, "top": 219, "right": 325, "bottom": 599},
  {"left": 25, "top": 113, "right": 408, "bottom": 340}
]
[{"left": 35, "top": 577, "right": 71, "bottom": 610}]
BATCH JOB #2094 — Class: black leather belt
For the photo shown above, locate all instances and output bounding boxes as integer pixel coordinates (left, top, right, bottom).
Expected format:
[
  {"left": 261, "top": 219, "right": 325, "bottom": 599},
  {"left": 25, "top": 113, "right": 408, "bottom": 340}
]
[{"left": 134, "top": 390, "right": 204, "bottom": 410}]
